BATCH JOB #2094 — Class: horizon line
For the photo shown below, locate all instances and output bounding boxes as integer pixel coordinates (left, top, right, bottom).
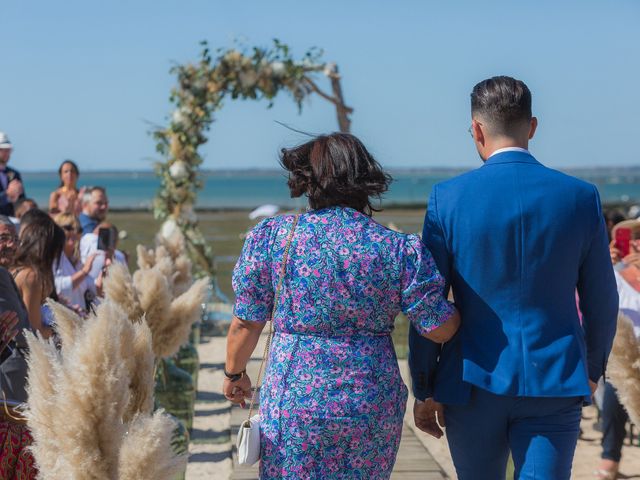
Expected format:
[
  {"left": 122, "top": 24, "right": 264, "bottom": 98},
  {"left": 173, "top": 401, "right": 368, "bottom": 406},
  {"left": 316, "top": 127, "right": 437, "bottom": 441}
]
[{"left": 19, "top": 165, "right": 640, "bottom": 174}]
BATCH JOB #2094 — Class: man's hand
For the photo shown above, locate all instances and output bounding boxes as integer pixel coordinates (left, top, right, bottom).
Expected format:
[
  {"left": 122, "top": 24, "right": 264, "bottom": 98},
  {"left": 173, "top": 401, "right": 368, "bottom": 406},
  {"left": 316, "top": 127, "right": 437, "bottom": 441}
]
[
  {"left": 6, "top": 180, "right": 23, "bottom": 203},
  {"left": 414, "top": 398, "right": 445, "bottom": 439},
  {"left": 589, "top": 380, "right": 598, "bottom": 396}
]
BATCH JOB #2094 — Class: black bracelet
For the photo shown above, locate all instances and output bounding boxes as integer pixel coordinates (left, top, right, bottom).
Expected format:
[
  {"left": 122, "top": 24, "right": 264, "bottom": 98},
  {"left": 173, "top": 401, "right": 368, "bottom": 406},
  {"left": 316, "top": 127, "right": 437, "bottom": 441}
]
[{"left": 224, "top": 368, "right": 246, "bottom": 382}]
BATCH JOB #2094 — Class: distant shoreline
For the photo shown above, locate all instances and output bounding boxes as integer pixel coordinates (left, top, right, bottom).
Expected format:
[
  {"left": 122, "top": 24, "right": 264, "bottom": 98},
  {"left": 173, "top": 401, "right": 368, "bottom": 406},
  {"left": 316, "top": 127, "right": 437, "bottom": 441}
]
[
  {"left": 106, "top": 200, "right": 635, "bottom": 213},
  {"left": 20, "top": 165, "right": 640, "bottom": 176}
]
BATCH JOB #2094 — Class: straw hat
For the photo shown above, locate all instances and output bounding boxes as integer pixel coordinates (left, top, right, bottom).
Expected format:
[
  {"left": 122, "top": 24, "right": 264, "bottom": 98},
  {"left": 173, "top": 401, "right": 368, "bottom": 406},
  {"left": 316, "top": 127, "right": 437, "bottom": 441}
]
[{"left": 0, "top": 132, "right": 11, "bottom": 150}]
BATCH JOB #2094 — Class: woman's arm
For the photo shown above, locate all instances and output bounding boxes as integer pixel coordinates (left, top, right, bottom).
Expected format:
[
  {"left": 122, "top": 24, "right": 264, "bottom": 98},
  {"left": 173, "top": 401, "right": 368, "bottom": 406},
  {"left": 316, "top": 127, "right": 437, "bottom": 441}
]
[
  {"left": 48, "top": 190, "right": 60, "bottom": 214},
  {"left": 222, "top": 316, "right": 266, "bottom": 404},
  {"left": 16, "top": 269, "right": 53, "bottom": 339},
  {"left": 68, "top": 253, "right": 96, "bottom": 290},
  {"left": 423, "top": 305, "right": 460, "bottom": 343}
]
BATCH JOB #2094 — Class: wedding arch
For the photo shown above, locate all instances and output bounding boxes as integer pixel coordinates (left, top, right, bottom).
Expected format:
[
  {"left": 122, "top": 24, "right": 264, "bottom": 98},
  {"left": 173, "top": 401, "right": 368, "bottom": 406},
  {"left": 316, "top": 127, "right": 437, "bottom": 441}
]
[{"left": 153, "top": 40, "right": 353, "bottom": 277}]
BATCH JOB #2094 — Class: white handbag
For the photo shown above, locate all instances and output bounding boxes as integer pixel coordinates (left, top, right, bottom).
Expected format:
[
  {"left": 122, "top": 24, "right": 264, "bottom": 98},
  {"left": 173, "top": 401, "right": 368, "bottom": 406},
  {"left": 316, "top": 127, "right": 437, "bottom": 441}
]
[
  {"left": 235, "top": 215, "right": 298, "bottom": 466},
  {"left": 236, "top": 413, "right": 261, "bottom": 465}
]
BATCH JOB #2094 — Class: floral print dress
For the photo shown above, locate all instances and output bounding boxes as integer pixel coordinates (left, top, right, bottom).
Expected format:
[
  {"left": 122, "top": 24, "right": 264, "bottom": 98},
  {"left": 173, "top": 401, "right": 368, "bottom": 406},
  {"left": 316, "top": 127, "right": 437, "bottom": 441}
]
[{"left": 233, "top": 207, "right": 453, "bottom": 479}]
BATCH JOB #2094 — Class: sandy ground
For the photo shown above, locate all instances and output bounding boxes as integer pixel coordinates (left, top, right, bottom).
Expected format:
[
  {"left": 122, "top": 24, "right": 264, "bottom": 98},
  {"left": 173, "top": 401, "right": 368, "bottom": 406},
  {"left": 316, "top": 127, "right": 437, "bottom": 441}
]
[
  {"left": 186, "top": 332, "right": 233, "bottom": 480},
  {"left": 399, "top": 361, "right": 640, "bottom": 479}
]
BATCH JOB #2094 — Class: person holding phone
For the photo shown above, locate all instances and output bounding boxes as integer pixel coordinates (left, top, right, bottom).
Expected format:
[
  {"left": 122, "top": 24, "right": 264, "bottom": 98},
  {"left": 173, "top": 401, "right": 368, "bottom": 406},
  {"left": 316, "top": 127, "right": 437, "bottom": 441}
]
[
  {"left": 595, "top": 219, "right": 640, "bottom": 479},
  {"left": 79, "top": 222, "right": 126, "bottom": 293},
  {"left": 52, "top": 213, "right": 97, "bottom": 314}
]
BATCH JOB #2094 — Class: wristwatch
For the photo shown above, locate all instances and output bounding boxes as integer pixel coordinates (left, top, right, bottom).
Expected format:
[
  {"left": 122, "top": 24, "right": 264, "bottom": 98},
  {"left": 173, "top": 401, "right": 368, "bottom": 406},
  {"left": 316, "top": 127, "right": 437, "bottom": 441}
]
[{"left": 224, "top": 368, "right": 246, "bottom": 382}]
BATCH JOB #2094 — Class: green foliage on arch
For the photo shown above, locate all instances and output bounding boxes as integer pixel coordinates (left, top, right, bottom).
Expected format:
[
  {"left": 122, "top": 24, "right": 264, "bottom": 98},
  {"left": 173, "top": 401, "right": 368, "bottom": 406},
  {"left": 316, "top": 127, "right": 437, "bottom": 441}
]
[{"left": 153, "top": 40, "right": 351, "bottom": 278}]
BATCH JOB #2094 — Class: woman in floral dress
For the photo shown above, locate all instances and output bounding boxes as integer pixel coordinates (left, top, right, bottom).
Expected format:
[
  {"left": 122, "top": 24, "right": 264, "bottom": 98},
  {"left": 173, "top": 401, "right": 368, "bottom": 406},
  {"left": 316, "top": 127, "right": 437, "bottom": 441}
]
[{"left": 224, "top": 133, "right": 460, "bottom": 479}]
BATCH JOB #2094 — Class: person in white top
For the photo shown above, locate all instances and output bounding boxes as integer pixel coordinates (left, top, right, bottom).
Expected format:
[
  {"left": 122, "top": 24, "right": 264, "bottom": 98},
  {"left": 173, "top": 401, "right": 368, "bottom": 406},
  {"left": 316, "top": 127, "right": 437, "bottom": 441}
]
[
  {"left": 52, "top": 213, "right": 97, "bottom": 314},
  {"left": 595, "top": 219, "right": 640, "bottom": 479}
]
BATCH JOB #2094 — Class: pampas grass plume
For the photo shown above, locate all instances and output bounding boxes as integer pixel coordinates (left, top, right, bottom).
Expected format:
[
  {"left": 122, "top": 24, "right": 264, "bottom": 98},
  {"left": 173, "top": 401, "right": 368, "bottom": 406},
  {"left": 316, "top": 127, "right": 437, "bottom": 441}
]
[
  {"left": 153, "top": 277, "right": 209, "bottom": 358},
  {"left": 53, "top": 300, "right": 131, "bottom": 478},
  {"left": 136, "top": 245, "right": 156, "bottom": 270},
  {"left": 47, "top": 300, "right": 83, "bottom": 353},
  {"left": 608, "top": 312, "right": 640, "bottom": 427},
  {"left": 103, "top": 263, "right": 144, "bottom": 323},
  {"left": 26, "top": 299, "right": 183, "bottom": 480},
  {"left": 24, "top": 332, "right": 67, "bottom": 479},
  {"left": 133, "top": 267, "right": 172, "bottom": 358},
  {"left": 122, "top": 321, "right": 155, "bottom": 422},
  {"left": 118, "top": 410, "right": 187, "bottom": 480}
]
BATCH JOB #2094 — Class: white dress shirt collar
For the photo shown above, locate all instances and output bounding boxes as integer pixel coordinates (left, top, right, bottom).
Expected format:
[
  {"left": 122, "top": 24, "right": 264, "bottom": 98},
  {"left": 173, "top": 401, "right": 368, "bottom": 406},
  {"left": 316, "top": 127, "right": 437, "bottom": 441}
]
[{"left": 488, "top": 147, "right": 530, "bottom": 159}]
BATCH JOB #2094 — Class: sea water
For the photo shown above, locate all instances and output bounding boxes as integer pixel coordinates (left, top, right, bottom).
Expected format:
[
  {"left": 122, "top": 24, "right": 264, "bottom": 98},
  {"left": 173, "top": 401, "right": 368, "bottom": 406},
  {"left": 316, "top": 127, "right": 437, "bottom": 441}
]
[{"left": 22, "top": 169, "right": 640, "bottom": 210}]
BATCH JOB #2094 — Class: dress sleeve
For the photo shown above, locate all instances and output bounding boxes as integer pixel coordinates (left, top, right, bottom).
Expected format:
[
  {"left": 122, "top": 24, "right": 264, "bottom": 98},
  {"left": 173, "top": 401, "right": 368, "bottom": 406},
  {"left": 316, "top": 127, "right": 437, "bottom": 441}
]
[
  {"left": 232, "top": 219, "right": 275, "bottom": 322},
  {"left": 401, "top": 234, "right": 455, "bottom": 336}
]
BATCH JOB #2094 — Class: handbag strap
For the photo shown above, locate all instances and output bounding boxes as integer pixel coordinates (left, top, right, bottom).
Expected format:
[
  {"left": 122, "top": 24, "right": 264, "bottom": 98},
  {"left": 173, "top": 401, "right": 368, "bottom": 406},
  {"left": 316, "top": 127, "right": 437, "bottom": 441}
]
[{"left": 247, "top": 214, "right": 299, "bottom": 420}]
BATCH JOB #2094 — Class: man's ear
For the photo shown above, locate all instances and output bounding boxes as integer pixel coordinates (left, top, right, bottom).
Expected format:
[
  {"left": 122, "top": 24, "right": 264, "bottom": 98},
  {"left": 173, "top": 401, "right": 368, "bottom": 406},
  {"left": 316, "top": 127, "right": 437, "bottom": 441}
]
[
  {"left": 472, "top": 119, "right": 485, "bottom": 146},
  {"left": 528, "top": 117, "right": 538, "bottom": 140}
]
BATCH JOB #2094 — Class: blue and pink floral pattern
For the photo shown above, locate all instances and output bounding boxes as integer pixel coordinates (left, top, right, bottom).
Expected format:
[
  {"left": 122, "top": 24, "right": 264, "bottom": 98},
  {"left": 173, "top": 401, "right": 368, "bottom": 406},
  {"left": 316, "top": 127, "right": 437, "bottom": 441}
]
[{"left": 233, "top": 207, "right": 453, "bottom": 479}]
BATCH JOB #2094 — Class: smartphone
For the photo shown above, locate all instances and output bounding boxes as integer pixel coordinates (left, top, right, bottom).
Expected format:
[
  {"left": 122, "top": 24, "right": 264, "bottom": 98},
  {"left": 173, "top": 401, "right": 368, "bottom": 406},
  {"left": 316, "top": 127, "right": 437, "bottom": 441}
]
[
  {"left": 615, "top": 227, "right": 632, "bottom": 258},
  {"left": 97, "top": 227, "right": 116, "bottom": 251}
]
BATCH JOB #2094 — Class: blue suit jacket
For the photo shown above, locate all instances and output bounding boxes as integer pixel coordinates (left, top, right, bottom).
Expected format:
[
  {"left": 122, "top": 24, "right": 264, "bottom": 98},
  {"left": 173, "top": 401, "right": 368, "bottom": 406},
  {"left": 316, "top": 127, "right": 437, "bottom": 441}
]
[{"left": 409, "top": 150, "right": 618, "bottom": 404}]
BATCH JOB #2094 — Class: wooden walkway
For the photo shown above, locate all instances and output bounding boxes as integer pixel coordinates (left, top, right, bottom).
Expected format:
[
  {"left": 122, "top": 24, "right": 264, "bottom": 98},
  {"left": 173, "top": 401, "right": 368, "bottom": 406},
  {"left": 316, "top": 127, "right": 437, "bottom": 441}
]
[{"left": 229, "top": 358, "right": 447, "bottom": 479}]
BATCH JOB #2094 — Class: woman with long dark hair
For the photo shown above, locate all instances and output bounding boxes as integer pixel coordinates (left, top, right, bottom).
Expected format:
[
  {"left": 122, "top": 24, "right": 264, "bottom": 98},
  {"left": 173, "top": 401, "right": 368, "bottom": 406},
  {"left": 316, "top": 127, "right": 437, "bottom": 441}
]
[
  {"left": 48, "top": 160, "right": 84, "bottom": 215},
  {"left": 223, "top": 133, "right": 460, "bottom": 479},
  {"left": 11, "top": 209, "right": 65, "bottom": 339}
]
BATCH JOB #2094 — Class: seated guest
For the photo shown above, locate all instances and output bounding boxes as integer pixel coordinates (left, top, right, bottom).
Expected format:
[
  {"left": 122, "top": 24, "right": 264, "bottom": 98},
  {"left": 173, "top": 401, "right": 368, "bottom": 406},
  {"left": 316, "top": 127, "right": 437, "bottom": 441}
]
[
  {"left": 0, "top": 216, "right": 32, "bottom": 405},
  {"left": 595, "top": 219, "right": 640, "bottom": 479},
  {"left": 78, "top": 186, "right": 109, "bottom": 235},
  {"left": 13, "top": 198, "right": 37, "bottom": 221},
  {"left": 10, "top": 209, "right": 64, "bottom": 339},
  {"left": 0, "top": 216, "right": 18, "bottom": 267},
  {"left": 52, "top": 213, "right": 97, "bottom": 314},
  {"left": 49, "top": 160, "right": 84, "bottom": 216}
]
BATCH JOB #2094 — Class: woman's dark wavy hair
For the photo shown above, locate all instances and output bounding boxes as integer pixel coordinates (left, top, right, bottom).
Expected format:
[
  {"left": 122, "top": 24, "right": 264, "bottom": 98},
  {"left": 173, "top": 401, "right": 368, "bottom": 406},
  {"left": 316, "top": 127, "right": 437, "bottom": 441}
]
[
  {"left": 279, "top": 133, "right": 392, "bottom": 215},
  {"left": 13, "top": 209, "right": 65, "bottom": 292}
]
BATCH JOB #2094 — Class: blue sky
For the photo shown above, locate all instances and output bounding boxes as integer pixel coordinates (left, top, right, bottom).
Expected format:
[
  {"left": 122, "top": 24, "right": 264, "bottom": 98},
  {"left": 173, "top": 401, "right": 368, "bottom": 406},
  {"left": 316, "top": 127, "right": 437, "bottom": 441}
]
[{"left": 1, "top": 0, "right": 639, "bottom": 171}]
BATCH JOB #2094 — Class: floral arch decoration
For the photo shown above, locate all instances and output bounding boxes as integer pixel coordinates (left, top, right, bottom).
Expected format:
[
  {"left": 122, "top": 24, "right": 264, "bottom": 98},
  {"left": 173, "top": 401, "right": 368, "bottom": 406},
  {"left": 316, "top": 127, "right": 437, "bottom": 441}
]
[{"left": 153, "top": 40, "right": 353, "bottom": 277}]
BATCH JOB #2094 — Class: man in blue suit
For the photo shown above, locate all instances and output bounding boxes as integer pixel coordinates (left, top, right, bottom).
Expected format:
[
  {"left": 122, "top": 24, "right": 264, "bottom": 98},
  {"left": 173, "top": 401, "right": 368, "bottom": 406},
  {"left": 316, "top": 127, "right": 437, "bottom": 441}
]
[{"left": 409, "top": 76, "right": 618, "bottom": 479}]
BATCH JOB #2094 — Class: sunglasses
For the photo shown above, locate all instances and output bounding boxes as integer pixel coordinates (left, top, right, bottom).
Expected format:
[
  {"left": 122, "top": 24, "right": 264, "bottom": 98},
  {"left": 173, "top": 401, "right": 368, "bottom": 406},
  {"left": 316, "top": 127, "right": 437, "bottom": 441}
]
[{"left": 61, "top": 225, "right": 81, "bottom": 233}]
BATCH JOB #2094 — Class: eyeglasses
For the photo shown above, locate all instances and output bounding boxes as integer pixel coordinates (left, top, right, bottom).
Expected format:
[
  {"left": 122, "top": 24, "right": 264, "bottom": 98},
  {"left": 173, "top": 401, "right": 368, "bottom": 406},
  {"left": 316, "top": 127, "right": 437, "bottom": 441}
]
[
  {"left": 468, "top": 121, "right": 483, "bottom": 138},
  {"left": 0, "top": 234, "right": 17, "bottom": 243},
  {"left": 61, "top": 225, "right": 80, "bottom": 233}
]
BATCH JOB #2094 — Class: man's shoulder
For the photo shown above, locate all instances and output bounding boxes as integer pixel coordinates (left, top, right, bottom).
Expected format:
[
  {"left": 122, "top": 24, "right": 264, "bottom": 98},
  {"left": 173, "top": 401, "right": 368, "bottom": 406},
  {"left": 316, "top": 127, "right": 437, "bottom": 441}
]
[
  {"left": 433, "top": 167, "right": 482, "bottom": 193},
  {"left": 435, "top": 159, "right": 596, "bottom": 196}
]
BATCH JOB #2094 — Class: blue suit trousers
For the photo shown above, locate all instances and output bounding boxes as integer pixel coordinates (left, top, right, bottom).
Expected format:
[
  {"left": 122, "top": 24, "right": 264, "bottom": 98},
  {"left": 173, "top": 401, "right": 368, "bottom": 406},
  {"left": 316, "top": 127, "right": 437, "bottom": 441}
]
[{"left": 444, "top": 388, "right": 582, "bottom": 480}]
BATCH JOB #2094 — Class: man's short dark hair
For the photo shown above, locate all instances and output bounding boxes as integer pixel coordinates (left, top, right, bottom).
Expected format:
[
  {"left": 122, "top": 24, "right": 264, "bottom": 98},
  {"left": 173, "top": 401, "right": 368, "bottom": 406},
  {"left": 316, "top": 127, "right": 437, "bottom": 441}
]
[{"left": 471, "top": 76, "right": 532, "bottom": 136}]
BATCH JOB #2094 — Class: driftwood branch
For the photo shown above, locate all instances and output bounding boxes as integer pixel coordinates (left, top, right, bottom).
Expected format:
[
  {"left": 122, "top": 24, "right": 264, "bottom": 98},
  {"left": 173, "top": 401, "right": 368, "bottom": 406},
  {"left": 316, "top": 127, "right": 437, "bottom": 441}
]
[{"left": 303, "top": 66, "right": 353, "bottom": 133}]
